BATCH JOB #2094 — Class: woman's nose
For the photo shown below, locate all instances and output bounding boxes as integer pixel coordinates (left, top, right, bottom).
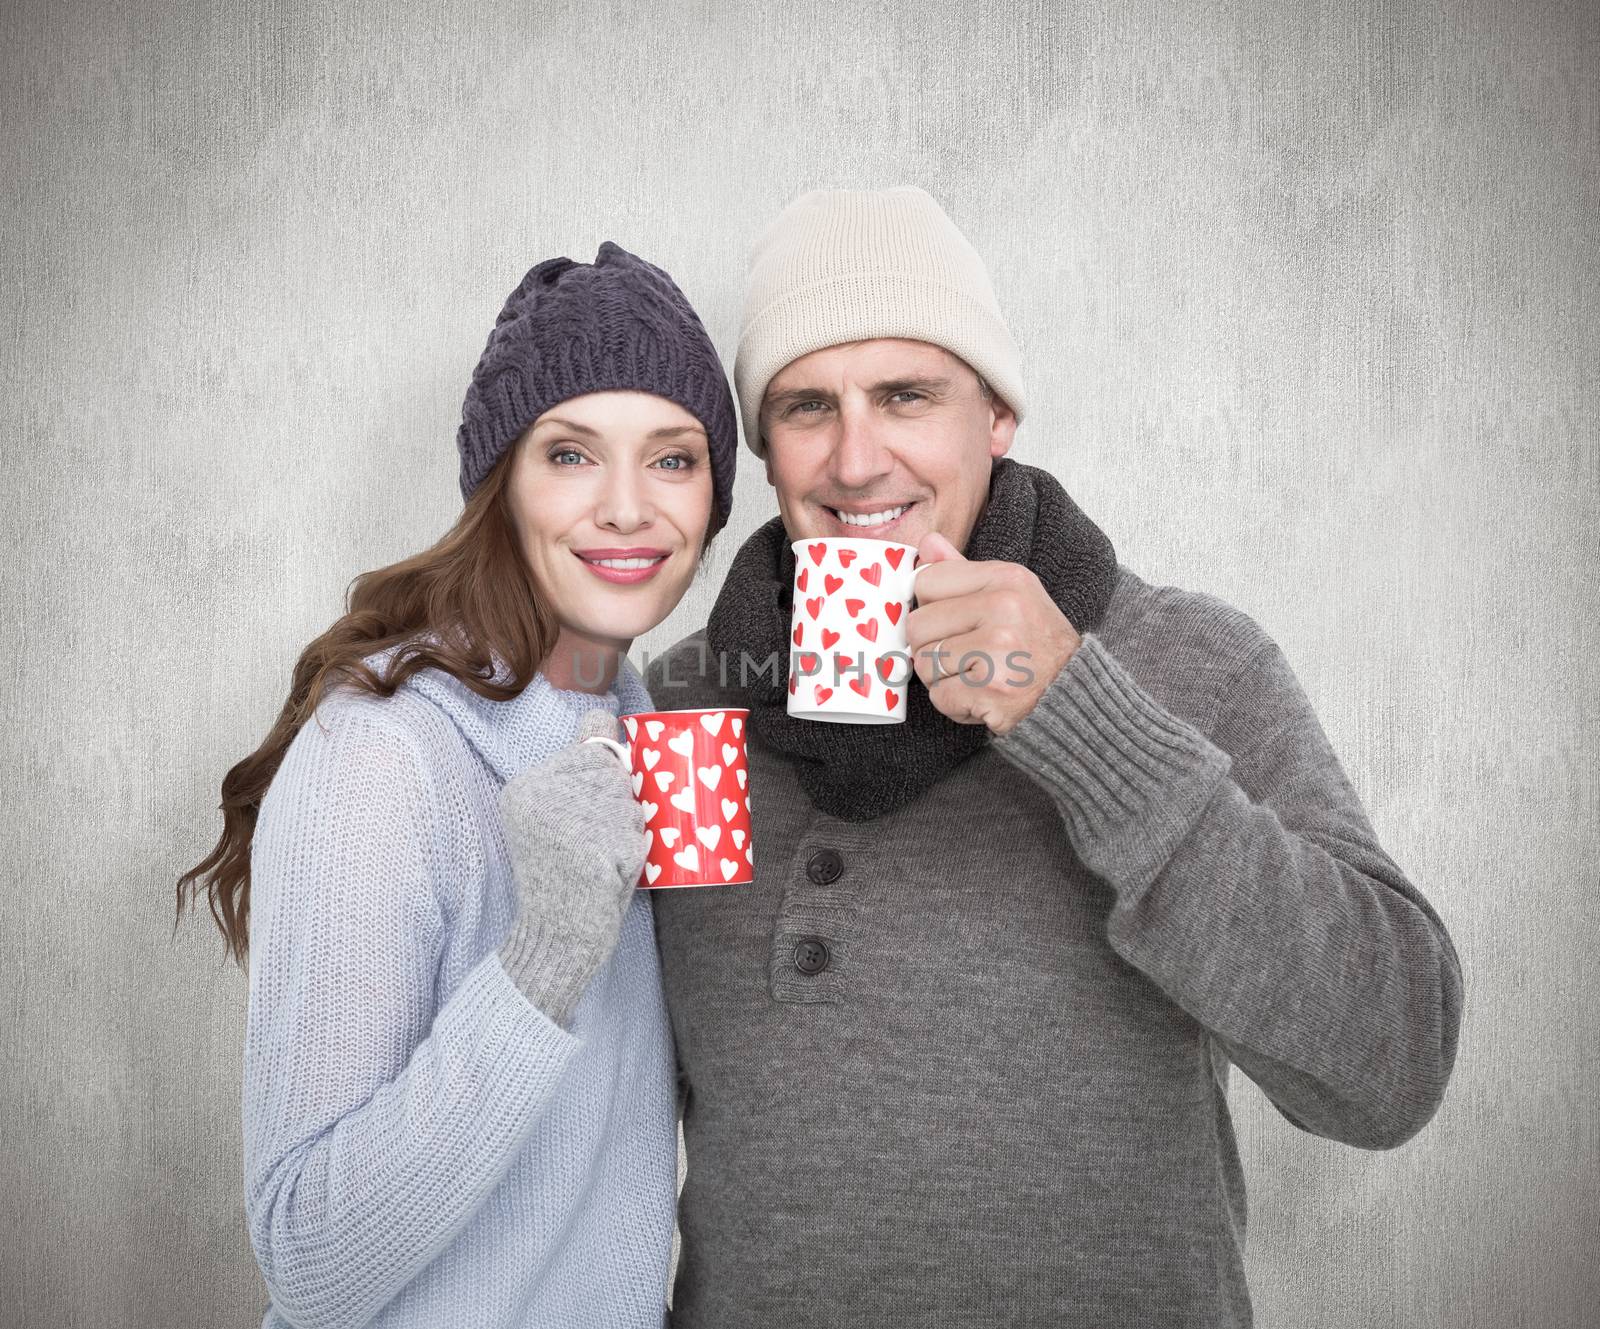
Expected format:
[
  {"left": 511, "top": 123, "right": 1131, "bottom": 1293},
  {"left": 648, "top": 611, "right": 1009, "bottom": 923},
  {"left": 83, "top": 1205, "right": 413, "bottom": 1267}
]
[{"left": 593, "top": 466, "right": 652, "bottom": 531}]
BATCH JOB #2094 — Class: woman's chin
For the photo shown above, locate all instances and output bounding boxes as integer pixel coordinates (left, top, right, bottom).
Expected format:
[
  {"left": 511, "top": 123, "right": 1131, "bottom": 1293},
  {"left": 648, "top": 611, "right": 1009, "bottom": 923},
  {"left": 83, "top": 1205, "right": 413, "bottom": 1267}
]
[{"left": 565, "top": 586, "right": 689, "bottom": 640}]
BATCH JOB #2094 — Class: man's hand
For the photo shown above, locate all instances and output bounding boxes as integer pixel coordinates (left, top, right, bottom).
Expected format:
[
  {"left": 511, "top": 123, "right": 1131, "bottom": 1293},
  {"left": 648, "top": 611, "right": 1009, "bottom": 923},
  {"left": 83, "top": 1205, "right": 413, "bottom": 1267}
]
[{"left": 906, "top": 531, "right": 1082, "bottom": 735}]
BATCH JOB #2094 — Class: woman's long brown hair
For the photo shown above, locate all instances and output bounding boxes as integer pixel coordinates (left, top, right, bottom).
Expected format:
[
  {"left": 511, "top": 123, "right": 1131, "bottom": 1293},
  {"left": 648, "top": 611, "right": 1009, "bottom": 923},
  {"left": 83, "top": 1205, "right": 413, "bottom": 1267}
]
[{"left": 175, "top": 444, "right": 711, "bottom": 968}]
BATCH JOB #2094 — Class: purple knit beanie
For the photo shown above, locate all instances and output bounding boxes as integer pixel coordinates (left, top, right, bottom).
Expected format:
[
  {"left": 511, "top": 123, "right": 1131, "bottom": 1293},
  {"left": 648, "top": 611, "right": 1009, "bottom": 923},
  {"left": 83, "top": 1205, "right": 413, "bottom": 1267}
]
[{"left": 456, "top": 241, "right": 737, "bottom": 538}]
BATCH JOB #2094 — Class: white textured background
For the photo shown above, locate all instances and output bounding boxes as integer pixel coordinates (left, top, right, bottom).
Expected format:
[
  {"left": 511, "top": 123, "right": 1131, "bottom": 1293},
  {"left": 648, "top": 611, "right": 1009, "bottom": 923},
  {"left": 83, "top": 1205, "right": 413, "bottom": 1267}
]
[{"left": 3, "top": 0, "right": 1596, "bottom": 1325}]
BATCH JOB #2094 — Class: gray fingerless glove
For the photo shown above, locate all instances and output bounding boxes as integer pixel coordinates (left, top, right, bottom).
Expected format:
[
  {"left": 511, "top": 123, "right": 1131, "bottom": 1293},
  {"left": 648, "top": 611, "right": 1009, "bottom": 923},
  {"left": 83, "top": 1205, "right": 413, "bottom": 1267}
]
[{"left": 496, "top": 709, "right": 648, "bottom": 1027}]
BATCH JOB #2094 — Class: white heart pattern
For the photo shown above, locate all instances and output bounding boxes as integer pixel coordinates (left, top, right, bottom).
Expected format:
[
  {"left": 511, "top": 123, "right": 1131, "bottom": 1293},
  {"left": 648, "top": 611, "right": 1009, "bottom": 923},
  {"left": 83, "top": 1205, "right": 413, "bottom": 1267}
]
[
  {"left": 654, "top": 772, "right": 676, "bottom": 791},
  {"left": 720, "top": 858, "right": 740, "bottom": 881},
  {"left": 732, "top": 828, "right": 746, "bottom": 849},
  {"left": 644, "top": 861, "right": 662, "bottom": 884},
  {"left": 643, "top": 748, "right": 661, "bottom": 770},
  {"left": 659, "top": 826, "right": 680, "bottom": 847},
  {"left": 696, "top": 764, "right": 722, "bottom": 791},
  {"left": 736, "top": 769, "right": 748, "bottom": 789},
  {"left": 631, "top": 771, "right": 645, "bottom": 796},
  {"left": 693, "top": 825, "right": 720, "bottom": 853},
  {"left": 641, "top": 801, "right": 658, "bottom": 821},
  {"left": 645, "top": 720, "right": 665, "bottom": 741},
  {"left": 721, "top": 798, "right": 738, "bottom": 820},
  {"left": 670, "top": 786, "right": 695, "bottom": 814},
  {"left": 668, "top": 730, "right": 694, "bottom": 758},
  {"left": 672, "top": 844, "right": 700, "bottom": 872},
  {"left": 722, "top": 743, "right": 737, "bottom": 765},
  {"left": 731, "top": 717, "right": 743, "bottom": 737},
  {"left": 699, "top": 711, "right": 725, "bottom": 735},
  {"left": 623, "top": 717, "right": 639, "bottom": 740}
]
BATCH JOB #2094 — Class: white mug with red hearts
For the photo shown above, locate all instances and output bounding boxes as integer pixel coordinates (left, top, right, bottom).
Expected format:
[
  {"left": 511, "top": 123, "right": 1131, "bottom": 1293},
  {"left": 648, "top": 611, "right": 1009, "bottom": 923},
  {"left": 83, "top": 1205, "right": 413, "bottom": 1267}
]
[{"left": 787, "top": 537, "right": 921, "bottom": 723}]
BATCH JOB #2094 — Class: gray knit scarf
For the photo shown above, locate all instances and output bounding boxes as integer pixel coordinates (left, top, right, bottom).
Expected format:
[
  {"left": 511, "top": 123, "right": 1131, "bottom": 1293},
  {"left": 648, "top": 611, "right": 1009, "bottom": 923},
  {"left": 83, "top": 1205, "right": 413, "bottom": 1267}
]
[{"left": 706, "top": 457, "right": 1119, "bottom": 821}]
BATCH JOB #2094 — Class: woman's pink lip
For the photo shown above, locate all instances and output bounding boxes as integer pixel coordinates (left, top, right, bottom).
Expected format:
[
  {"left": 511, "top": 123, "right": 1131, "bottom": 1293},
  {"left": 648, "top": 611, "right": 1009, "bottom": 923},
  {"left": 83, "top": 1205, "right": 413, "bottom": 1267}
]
[{"left": 573, "top": 550, "right": 668, "bottom": 585}]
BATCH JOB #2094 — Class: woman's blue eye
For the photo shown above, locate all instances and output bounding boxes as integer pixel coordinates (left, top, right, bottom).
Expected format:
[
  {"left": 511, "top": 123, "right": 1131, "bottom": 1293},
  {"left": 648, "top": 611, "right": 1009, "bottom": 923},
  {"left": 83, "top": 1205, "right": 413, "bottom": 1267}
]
[{"left": 550, "top": 448, "right": 584, "bottom": 466}]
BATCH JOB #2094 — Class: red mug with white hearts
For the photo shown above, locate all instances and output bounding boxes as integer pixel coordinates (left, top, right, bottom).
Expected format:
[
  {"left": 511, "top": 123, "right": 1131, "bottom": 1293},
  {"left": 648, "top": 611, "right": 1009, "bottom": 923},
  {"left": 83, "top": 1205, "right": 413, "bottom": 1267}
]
[
  {"left": 619, "top": 708, "right": 753, "bottom": 888},
  {"left": 788, "top": 537, "right": 923, "bottom": 723}
]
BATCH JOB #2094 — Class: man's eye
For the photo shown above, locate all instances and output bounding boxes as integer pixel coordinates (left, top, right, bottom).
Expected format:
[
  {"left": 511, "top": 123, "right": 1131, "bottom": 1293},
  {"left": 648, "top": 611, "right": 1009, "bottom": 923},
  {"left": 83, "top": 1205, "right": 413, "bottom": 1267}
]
[
  {"left": 891, "top": 391, "right": 926, "bottom": 405},
  {"left": 788, "top": 400, "right": 826, "bottom": 416}
]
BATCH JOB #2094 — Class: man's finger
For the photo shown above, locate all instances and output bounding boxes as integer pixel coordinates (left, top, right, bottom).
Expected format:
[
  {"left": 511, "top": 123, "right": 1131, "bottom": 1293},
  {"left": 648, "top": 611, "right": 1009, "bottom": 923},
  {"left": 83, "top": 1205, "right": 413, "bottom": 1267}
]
[{"left": 904, "top": 598, "right": 985, "bottom": 654}]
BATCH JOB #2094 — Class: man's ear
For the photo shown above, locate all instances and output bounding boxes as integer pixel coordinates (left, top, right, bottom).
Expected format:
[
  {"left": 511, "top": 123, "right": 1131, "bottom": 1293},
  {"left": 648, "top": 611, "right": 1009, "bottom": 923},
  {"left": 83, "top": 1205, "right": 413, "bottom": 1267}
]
[
  {"left": 989, "top": 392, "right": 1019, "bottom": 460},
  {"left": 763, "top": 446, "right": 775, "bottom": 486}
]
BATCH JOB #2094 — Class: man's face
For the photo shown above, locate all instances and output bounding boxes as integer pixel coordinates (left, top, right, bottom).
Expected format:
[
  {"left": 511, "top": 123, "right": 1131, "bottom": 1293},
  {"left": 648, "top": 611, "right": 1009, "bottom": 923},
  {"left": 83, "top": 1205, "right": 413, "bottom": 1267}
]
[{"left": 759, "top": 338, "right": 1017, "bottom": 553}]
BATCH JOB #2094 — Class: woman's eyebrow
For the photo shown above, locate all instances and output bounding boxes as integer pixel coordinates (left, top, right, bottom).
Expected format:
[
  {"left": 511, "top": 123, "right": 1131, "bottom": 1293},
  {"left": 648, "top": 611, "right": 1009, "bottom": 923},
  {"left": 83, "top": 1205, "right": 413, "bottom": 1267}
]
[
  {"left": 535, "top": 417, "right": 705, "bottom": 440},
  {"left": 536, "top": 416, "right": 599, "bottom": 437}
]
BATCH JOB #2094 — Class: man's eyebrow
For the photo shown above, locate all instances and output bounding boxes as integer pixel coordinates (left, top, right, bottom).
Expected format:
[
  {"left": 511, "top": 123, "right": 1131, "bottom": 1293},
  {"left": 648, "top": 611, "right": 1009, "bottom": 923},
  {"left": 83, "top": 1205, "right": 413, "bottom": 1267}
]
[
  {"left": 870, "top": 374, "right": 954, "bottom": 396},
  {"left": 535, "top": 417, "right": 707, "bottom": 441},
  {"left": 763, "top": 374, "right": 955, "bottom": 413},
  {"left": 762, "top": 387, "right": 832, "bottom": 414}
]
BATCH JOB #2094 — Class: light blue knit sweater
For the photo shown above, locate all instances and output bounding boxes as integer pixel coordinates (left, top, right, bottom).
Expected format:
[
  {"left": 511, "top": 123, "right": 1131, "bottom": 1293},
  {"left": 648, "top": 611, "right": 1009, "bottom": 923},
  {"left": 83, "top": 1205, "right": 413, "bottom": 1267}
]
[{"left": 243, "top": 645, "right": 676, "bottom": 1329}]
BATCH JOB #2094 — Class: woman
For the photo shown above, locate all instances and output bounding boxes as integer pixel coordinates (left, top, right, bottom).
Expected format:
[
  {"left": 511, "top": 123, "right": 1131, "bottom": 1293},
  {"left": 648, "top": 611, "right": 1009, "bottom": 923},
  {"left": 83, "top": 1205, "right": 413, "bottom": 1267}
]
[{"left": 175, "top": 242, "right": 738, "bottom": 1327}]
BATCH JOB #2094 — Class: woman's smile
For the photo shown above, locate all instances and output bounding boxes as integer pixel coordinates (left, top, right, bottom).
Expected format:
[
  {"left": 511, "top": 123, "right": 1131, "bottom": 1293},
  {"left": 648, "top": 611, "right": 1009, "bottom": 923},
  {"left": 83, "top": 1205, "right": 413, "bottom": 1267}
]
[{"left": 573, "top": 546, "right": 672, "bottom": 584}]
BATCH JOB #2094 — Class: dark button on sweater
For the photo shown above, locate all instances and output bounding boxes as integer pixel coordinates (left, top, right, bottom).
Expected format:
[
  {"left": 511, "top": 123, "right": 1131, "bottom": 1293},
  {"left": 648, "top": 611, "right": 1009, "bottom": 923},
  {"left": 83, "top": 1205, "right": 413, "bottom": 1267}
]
[
  {"left": 793, "top": 939, "right": 831, "bottom": 975},
  {"left": 806, "top": 848, "right": 843, "bottom": 884}
]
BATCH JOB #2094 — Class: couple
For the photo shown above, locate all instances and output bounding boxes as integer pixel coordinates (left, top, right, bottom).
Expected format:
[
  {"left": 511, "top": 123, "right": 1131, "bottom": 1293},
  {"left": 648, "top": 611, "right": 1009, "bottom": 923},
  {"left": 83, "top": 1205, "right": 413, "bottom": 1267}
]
[{"left": 181, "top": 187, "right": 1464, "bottom": 1328}]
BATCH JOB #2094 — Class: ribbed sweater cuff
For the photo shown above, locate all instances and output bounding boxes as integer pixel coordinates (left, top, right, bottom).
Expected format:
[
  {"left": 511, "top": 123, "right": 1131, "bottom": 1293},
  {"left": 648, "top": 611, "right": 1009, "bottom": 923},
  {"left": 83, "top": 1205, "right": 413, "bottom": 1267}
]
[
  {"left": 498, "top": 921, "right": 602, "bottom": 1030},
  {"left": 992, "top": 633, "right": 1233, "bottom": 895}
]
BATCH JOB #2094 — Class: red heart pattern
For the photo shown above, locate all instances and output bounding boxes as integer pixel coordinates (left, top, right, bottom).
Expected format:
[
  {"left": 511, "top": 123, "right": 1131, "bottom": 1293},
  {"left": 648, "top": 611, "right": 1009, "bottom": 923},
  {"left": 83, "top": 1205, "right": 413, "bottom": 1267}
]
[{"left": 786, "top": 539, "right": 917, "bottom": 720}]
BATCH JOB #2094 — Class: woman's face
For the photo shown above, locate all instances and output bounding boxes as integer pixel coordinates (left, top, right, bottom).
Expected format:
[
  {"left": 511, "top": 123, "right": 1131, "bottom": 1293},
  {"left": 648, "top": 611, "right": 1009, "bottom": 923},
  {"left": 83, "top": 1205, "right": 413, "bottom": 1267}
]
[{"left": 506, "top": 390, "right": 713, "bottom": 658}]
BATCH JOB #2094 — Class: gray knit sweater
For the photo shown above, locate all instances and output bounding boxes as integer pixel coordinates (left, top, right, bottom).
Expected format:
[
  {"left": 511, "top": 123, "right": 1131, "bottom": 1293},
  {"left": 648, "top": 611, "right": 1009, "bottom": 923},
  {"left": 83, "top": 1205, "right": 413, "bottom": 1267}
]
[{"left": 644, "top": 563, "right": 1463, "bottom": 1328}]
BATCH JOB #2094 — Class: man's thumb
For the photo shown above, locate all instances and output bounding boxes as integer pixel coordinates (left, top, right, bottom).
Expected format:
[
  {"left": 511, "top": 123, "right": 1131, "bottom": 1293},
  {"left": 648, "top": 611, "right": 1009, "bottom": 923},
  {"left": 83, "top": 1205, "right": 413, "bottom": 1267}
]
[{"left": 916, "top": 529, "right": 964, "bottom": 566}]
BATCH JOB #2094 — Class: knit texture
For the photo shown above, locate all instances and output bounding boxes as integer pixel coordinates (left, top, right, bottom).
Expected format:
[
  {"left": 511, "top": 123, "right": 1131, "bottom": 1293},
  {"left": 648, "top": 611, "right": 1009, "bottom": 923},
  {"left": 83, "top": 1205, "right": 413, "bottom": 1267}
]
[
  {"left": 456, "top": 241, "right": 738, "bottom": 537},
  {"left": 496, "top": 709, "right": 651, "bottom": 1026},
  {"left": 734, "top": 186, "right": 1026, "bottom": 455},
  {"left": 703, "top": 456, "right": 1118, "bottom": 820},
  {"left": 244, "top": 646, "right": 676, "bottom": 1329},
  {"left": 647, "top": 565, "right": 1464, "bottom": 1328}
]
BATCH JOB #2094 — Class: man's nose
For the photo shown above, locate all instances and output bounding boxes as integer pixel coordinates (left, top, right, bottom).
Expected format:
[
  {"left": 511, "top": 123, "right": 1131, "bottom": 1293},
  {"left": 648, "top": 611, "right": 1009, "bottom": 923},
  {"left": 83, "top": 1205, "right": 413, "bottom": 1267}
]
[{"left": 830, "top": 402, "right": 893, "bottom": 490}]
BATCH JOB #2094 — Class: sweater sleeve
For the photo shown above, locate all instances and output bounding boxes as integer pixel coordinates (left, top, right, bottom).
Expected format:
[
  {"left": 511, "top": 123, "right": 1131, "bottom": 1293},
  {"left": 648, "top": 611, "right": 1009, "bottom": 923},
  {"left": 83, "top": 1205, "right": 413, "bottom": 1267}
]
[
  {"left": 991, "top": 631, "right": 1465, "bottom": 1151},
  {"left": 243, "top": 700, "right": 581, "bottom": 1329}
]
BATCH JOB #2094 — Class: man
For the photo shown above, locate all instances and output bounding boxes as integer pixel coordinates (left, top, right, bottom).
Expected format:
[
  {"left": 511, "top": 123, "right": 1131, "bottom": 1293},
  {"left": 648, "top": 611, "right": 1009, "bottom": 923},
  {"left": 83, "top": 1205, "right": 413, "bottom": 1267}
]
[{"left": 644, "top": 186, "right": 1463, "bottom": 1327}]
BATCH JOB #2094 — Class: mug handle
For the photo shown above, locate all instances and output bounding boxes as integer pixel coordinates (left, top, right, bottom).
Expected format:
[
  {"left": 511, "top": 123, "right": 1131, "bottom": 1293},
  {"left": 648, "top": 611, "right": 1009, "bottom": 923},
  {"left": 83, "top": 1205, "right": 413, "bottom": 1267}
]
[{"left": 581, "top": 736, "right": 631, "bottom": 766}]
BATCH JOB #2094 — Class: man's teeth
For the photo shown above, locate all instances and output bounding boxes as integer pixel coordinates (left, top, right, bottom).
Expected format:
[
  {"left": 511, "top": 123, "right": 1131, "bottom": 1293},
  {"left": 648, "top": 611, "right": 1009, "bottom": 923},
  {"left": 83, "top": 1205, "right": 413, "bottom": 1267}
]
[
  {"left": 588, "top": 557, "right": 664, "bottom": 569},
  {"left": 833, "top": 505, "right": 908, "bottom": 527}
]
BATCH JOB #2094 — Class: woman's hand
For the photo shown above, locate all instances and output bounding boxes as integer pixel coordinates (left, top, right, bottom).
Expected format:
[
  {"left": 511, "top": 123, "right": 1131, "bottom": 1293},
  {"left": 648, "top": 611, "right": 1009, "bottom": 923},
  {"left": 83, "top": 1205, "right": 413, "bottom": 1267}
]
[{"left": 495, "top": 710, "right": 647, "bottom": 1026}]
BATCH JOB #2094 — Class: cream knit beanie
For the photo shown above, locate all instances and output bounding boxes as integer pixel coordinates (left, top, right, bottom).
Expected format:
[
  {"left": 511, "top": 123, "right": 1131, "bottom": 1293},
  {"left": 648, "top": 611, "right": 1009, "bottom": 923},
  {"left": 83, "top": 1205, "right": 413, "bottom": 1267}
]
[{"left": 733, "top": 186, "right": 1026, "bottom": 457}]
